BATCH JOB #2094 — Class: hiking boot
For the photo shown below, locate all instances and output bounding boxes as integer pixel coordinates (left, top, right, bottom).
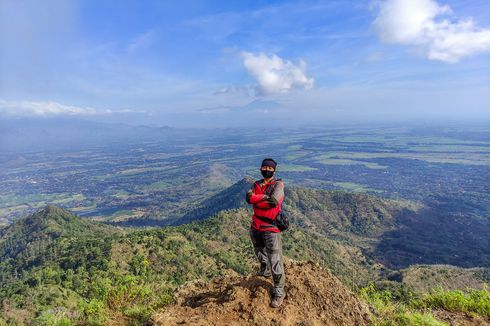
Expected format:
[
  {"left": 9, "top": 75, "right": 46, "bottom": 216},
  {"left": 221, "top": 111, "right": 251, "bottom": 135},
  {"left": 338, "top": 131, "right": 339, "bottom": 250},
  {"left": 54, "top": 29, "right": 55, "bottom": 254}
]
[{"left": 270, "top": 294, "right": 284, "bottom": 308}]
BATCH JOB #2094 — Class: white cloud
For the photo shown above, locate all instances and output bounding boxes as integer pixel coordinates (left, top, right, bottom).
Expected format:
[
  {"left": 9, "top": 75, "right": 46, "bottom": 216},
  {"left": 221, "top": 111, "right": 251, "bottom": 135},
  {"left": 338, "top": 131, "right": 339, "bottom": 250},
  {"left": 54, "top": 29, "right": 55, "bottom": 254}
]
[
  {"left": 373, "top": 0, "right": 490, "bottom": 63},
  {"left": 241, "top": 51, "right": 314, "bottom": 95},
  {"left": 0, "top": 99, "right": 141, "bottom": 117}
]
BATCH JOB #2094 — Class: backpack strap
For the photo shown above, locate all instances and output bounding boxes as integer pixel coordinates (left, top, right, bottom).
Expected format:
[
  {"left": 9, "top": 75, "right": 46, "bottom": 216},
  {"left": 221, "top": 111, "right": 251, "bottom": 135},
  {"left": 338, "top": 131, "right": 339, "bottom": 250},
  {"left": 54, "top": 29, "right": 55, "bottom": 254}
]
[
  {"left": 254, "top": 214, "right": 278, "bottom": 226},
  {"left": 264, "top": 178, "right": 282, "bottom": 196}
]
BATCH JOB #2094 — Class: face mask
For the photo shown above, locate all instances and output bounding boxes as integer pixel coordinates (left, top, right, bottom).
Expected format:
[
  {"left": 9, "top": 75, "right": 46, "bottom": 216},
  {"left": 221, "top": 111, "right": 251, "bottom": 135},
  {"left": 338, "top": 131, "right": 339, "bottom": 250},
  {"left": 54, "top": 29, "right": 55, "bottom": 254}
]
[{"left": 261, "top": 169, "right": 274, "bottom": 178}]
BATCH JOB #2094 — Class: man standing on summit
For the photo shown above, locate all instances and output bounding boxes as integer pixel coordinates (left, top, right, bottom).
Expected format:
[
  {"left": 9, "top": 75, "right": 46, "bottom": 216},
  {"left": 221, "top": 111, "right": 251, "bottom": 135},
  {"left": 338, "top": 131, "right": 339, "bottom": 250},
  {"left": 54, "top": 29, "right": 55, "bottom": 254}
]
[{"left": 246, "top": 158, "right": 286, "bottom": 308}]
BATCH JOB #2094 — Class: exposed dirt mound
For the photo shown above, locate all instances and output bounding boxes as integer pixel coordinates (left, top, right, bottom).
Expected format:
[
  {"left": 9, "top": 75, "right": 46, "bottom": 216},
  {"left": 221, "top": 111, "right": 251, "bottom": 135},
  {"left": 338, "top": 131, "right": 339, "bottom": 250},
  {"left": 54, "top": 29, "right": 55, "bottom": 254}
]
[{"left": 152, "top": 260, "right": 371, "bottom": 325}]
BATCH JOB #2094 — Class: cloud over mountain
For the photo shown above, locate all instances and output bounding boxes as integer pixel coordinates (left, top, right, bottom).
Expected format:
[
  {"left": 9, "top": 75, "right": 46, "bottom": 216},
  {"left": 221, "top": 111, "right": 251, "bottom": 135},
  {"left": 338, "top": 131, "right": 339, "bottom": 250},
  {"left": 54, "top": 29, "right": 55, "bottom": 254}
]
[
  {"left": 373, "top": 0, "right": 490, "bottom": 63},
  {"left": 199, "top": 99, "right": 282, "bottom": 114}
]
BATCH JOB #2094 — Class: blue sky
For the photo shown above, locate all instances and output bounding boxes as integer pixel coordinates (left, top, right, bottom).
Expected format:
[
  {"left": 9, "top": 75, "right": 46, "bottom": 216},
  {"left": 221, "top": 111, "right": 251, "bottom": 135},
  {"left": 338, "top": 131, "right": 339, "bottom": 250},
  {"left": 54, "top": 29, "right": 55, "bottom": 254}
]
[{"left": 1, "top": 0, "right": 489, "bottom": 127}]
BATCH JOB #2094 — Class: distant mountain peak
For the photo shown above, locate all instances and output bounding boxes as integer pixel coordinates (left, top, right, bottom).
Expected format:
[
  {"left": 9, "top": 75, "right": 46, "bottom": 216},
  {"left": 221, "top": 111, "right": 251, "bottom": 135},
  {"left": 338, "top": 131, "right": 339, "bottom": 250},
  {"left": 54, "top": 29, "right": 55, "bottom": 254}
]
[
  {"left": 38, "top": 204, "right": 69, "bottom": 217},
  {"left": 199, "top": 100, "right": 283, "bottom": 114}
]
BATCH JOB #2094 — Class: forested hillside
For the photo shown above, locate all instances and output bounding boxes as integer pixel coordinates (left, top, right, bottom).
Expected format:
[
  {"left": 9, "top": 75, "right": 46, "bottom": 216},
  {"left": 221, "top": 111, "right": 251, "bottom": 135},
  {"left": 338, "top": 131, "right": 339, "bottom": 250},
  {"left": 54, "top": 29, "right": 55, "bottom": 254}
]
[
  {"left": 0, "top": 204, "right": 374, "bottom": 324},
  {"left": 1, "top": 180, "right": 488, "bottom": 325}
]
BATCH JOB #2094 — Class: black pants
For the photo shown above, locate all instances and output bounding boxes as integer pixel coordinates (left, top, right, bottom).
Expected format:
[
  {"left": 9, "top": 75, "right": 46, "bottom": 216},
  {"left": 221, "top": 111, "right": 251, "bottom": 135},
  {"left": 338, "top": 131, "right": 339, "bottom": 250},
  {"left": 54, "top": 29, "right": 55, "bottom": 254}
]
[{"left": 249, "top": 227, "right": 285, "bottom": 297}]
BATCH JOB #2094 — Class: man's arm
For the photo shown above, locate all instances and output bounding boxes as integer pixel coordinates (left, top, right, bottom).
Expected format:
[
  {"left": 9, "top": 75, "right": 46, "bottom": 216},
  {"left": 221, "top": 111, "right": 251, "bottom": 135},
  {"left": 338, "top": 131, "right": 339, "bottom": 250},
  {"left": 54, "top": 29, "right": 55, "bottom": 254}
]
[
  {"left": 246, "top": 185, "right": 267, "bottom": 204},
  {"left": 254, "top": 181, "right": 284, "bottom": 209}
]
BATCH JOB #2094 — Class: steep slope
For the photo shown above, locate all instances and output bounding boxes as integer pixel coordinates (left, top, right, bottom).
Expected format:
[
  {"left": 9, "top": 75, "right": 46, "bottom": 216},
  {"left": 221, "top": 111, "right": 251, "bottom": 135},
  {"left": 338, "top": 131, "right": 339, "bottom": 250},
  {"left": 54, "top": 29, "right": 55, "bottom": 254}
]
[
  {"left": 0, "top": 206, "right": 121, "bottom": 324},
  {"left": 0, "top": 205, "right": 115, "bottom": 271},
  {"left": 400, "top": 264, "right": 490, "bottom": 293},
  {"left": 152, "top": 260, "right": 372, "bottom": 326},
  {"left": 284, "top": 186, "right": 414, "bottom": 237},
  {"left": 175, "top": 176, "right": 253, "bottom": 224},
  {"left": 374, "top": 204, "right": 490, "bottom": 269}
]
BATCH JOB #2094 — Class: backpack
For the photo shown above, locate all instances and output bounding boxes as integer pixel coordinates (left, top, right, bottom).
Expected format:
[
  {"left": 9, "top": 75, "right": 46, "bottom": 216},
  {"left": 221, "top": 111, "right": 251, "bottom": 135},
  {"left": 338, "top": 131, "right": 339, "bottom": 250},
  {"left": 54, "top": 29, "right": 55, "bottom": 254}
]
[
  {"left": 275, "top": 210, "right": 290, "bottom": 232},
  {"left": 260, "top": 179, "right": 290, "bottom": 232}
]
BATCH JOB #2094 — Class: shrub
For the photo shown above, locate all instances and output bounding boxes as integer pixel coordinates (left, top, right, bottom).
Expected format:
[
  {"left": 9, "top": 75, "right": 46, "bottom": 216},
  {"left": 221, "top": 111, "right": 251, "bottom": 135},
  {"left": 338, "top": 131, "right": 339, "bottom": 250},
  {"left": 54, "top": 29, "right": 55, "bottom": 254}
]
[
  {"left": 396, "top": 311, "right": 447, "bottom": 326},
  {"left": 414, "top": 288, "right": 490, "bottom": 318},
  {"left": 78, "top": 299, "right": 106, "bottom": 326},
  {"left": 359, "top": 283, "right": 448, "bottom": 326},
  {"left": 33, "top": 309, "right": 74, "bottom": 326}
]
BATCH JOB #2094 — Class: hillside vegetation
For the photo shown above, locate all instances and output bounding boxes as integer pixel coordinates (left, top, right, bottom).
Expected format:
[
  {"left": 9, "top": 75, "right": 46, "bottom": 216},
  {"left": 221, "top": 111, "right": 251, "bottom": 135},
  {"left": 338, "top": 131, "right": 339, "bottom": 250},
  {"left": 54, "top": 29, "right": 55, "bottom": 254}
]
[
  {"left": 0, "top": 205, "right": 375, "bottom": 325},
  {"left": 1, "top": 179, "right": 489, "bottom": 325}
]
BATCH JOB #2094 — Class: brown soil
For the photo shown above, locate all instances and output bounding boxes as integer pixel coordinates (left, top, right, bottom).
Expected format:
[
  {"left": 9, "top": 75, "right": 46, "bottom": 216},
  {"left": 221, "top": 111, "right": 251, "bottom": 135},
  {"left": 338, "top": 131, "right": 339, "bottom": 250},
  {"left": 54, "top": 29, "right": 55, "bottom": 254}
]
[{"left": 152, "top": 260, "right": 372, "bottom": 326}]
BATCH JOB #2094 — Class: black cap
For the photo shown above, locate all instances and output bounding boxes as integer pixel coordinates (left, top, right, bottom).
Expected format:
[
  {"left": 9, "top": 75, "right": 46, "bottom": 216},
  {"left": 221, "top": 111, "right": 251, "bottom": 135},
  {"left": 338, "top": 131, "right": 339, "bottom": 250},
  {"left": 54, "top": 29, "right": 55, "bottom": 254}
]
[{"left": 261, "top": 158, "right": 277, "bottom": 170}]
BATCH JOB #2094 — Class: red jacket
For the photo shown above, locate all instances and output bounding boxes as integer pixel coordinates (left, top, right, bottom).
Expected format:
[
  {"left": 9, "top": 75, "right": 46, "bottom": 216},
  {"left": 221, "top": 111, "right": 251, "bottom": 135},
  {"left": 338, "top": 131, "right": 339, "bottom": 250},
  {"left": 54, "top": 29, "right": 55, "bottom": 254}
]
[{"left": 246, "top": 177, "right": 285, "bottom": 233}]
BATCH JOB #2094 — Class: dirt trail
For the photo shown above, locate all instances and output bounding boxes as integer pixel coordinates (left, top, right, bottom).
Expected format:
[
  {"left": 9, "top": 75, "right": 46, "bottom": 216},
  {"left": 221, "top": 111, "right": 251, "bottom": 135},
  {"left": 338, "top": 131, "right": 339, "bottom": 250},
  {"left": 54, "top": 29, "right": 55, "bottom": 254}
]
[{"left": 152, "top": 260, "right": 371, "bottom": 326}]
